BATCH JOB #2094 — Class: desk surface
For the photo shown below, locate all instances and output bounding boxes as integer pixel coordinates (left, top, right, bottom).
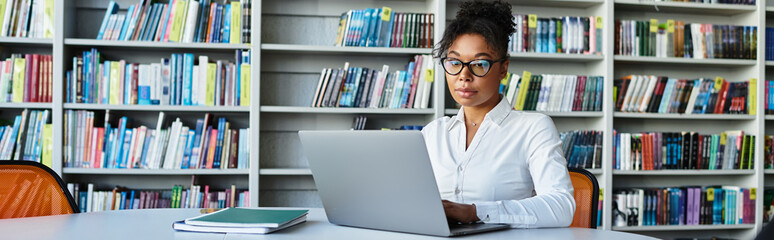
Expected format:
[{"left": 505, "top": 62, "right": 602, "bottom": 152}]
[{"left": 0, "top": 208, "right": 658, "bottom": 240}]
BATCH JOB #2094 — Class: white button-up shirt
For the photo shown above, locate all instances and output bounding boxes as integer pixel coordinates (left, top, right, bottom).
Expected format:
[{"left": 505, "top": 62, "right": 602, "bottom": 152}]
[{"left": 422, "top": 98, "right": 575, "bottom": 228}]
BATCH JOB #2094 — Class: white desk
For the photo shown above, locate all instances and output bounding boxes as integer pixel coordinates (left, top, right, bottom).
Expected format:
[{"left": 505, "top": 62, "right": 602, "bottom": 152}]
[{"left": 0, "top": 208, "right": 658, "bottom": 240}]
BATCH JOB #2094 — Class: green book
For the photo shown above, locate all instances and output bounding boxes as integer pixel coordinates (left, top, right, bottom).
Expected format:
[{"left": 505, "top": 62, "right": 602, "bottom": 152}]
[{"left": 184, "top": 208, "right": 308, "bottom": 228}]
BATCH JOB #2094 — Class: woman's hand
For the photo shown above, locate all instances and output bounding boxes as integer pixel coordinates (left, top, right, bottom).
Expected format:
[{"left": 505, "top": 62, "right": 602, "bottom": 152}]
[{"left": 442, "top": 200, "right": 480, "bottom": 224}]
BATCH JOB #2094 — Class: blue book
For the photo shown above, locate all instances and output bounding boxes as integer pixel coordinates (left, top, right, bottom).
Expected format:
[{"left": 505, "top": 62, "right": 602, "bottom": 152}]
[
  {"left": 190, "top": 119, "right": 205, "bottom": 165},
  {"left": 139, "top": 130, "right": 153, "bottom": 168},
  {"left": 143, "top": 4, "right": 162, "bottom": 41},
  {"left": 368, "top": 8, "right": 382, "bottom": 47},
  {"left": 120, "top": 130, "right": 133, "bottom": 168},
  {"left": 548, "top": 19, "right": 556, "bottom": 53},
  {"left": 359, "top": 8, "right": 372, "bottom": 47},
  {"left": 115, "top": 117, "right": 128, "bottom": 168},
  {"left": 124, "top": 64, "right": 132, "bottom": 104},
  {"left": 120, "top": 191, "right": 127, "bottom": 210},
  {"left": 79, "top": 192, "right": 88, "bottom": 212},
  {"left": 214, "top": 5, "right": 224, "bottom": 43},
  {"left": 536, "top": 20, "right": 543, "bottom": 53},
  {"left": 170, "top": 54, "right": 178, "bottom": 105},
  {"left": 138, "top": 4, "right": 157, "bottom": 41},
  {"left": 400, "top": 63, "right": 415, "bottom": 108},
  {"left": 118, "top": 5, "right": 135, "bottom": 40},
  {"left": 222, "top": 4, "right": 231, "bottom": 43},
  {"left": 182, "top": 53, "right": 194, "bottom": 105},
  {"left": 102, "top": 60, "right": 111, "bottom": 104},
  {"left": 176, "top": 54, "right": 184, "bottom": 105},
  {"left": 159, "top": 3, "right": 174, "bottom": 42},
  {"left": 380, "top": 10, "right": 395, "bottom": 47},
  {"left": 235, "top": 50, "right": 242, "bottom": 105},
  {"left": 82, "top": 51, "right": 90, "bottom": 103},
  {"left": 348, "top": 68, "right": 363, "bottom": 107},
  {"left": 97, "top": 1, "right": 120, "bottom": 40},
  {"left": 213, "top": 118, "right": 225, "bottom": 169},
  {"left": 182, "top": 130, "right": 195, "bottom": 169},
  {"left": 65, "top": 71, "right": 72, "bottom": 103},
  {"left": 129, "top": 190, "right": 135, "bottom": 209}
]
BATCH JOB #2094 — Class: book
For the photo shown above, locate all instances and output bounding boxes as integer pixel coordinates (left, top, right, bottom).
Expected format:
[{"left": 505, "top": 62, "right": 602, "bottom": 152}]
[
  {"left": 183, "top": 208, "right": 308, "bottom": 228},
  {"left": 173, "top": 214, "right": 305, "bottom": 234}
]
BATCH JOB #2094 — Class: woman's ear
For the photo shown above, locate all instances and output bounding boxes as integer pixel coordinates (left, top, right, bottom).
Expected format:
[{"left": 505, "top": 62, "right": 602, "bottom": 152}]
[{"left": 500, "top": 59, "right": 510, "bottom": 79}]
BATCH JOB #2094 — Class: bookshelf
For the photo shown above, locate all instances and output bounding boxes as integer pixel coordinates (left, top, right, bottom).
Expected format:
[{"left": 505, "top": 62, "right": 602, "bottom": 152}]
[{"left": 0, "top": 0, "right": 768, "bottom": 239}]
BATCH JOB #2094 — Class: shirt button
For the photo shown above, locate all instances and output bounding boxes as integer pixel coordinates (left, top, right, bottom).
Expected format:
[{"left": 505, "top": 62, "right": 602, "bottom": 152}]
[
  {"left": 458, "top": 166, "right": 463, "bottom": 172},
  {"left": 455, "top": 188, "right": 461, "bottom": 194}
]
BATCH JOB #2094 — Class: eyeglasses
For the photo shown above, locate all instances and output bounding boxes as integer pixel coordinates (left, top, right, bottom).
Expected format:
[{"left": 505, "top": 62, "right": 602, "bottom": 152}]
[{"left": 440, "top": 57, "right": 507, "bottom": 77}]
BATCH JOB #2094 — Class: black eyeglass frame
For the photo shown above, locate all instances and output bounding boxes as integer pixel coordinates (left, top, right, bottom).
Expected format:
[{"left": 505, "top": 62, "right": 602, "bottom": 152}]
[{"left": 440, "top": 57, "right": 508, "bottom": 77}]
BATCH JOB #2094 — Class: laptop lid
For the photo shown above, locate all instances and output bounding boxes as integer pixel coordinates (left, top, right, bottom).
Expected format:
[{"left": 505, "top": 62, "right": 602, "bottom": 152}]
[{"left": 298, "top": 130, "right": 452, "bottom": 236}]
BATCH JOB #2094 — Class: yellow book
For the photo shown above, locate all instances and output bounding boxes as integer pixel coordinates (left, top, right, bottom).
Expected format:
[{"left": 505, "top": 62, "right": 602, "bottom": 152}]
[
  {"left": 41, "top": 124, "right": 53, "bottom": 168},
  {"left": 240, "top": 63, "right": 250, "bottom": 106},
  {"left": 11, "top": 57, "right": 25, "bottom": 103},
  {"left": 169, "top": 0, "right": 189, "bottom": 42},
  {"left": 229, "top": 2, "right": 241, "bottom": 44},
  {"left": 748, "top": 78, "right": 756, "bottom": 115},
  {"left": 0, "top": 1, "right": 6, "bottom": 33},
  {"left": 44, "top": 0, "right": 54, "bottom": 38},
  {"left": 206, "top": 63, "right": 216, "bottom": 106},
  {"left": 109, "top": 61, "right": 121, "bottom": 104},
  {"left": 514, "top": 71, "right": 532, "bottom": 110}
]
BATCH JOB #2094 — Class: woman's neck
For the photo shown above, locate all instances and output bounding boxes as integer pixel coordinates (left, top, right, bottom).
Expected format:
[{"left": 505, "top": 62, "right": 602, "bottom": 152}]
[{"left": 462, "top": 95, "right": 500, "bottom": 125}]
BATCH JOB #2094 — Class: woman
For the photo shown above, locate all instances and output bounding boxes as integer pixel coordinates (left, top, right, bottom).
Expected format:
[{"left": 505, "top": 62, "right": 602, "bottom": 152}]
[{"left": 422, "top": 0, "right": 575, "bottom": 228}]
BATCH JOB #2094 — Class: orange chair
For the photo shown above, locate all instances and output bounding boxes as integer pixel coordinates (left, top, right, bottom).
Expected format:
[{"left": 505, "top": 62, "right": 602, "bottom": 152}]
[
  {"left": 0, "top": 160, "right": 79, "bottom": 219},
  {"left": 568, "top": 167, "right": 599, "bottom": 228}
]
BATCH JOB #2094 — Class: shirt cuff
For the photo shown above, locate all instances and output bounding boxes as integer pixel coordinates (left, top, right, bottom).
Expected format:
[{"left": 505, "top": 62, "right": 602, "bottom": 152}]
[{"left": 474, "top": 202, "right": 499, "bottom": 223}]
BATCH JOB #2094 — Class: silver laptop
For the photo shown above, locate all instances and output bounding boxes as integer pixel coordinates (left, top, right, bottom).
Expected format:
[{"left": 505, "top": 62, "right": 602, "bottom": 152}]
[{"left": 298, "top": 130, "right": 509, "bottom": 237}]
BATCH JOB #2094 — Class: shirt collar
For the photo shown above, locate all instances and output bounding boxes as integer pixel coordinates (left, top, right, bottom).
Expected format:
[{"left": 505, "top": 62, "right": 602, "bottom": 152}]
[{"left": 447, "top": 97, "right": 512, "bottom": 132}]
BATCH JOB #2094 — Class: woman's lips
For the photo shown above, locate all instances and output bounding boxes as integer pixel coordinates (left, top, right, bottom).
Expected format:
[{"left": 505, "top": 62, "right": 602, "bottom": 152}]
[{"left": 455, "top": 88, "right": 476, "bottom": 98}]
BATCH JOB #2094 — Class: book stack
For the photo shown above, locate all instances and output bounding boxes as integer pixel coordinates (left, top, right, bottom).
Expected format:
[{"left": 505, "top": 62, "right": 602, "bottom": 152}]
[
  {"left": 66, "top": 49, "right": 250, "bottom": 106},
  {"left": 311, "top": 55, "right": 433, "bottom": 109},
  {"left": 510, "top": 15, "right": 603, "bottom": 55},
  {"left": 613, "top": 186, "right": 755, "bottom": 227},
  {"left": 0, "top": 0, "right": 54, "bottom": 38},
  {"left": 0, "top": 109, "right": 51, "bottom": 165},
  {"left": 560, "top": 130, "right": 603, "bottom": 169},
  {"left": 613, "top": 130, "right": 754, "bottom": 171},
  {"left": 64, "top": 111, "right": 250, "bottom": 170},
  {"left": 173, "top": 208, "right": 308, "bottom": 234},
  {"left": 501, "top": 72, "right": 603, "bottom": 112},
  {"left": 614, "top": 76, "right": 754, "bottom": 115},
  {"left": 0, "top": 53, "right": 53, "bottom": 103},
  {"left": 334, "top": 7, "right": 434, "bottom": 48},
  {"left": 66, "top": 183, "right": 248, "bottom": 213},
  {"left": 654, "top": 0, "right": 755, "bottom": 5},
  {"left": 96, "top": 0, "right": 251, "bottom": 44},
  {"left": 615, "top": 20, "right": 756, "bottom": 59}
]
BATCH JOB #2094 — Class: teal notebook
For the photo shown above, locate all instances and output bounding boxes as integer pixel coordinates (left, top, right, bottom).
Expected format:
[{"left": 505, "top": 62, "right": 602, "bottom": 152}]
[{"left": 184, "top": 208, "right": 309, "bottom": 228}]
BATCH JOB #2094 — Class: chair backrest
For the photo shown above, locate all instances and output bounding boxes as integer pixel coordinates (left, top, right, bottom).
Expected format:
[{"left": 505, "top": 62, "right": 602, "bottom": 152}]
[
  {"left": 0, "top": 160, "right": 79, "bottom": 219},
  {"left": 567, "top": 167, "right": 599, "bottom": 228}
]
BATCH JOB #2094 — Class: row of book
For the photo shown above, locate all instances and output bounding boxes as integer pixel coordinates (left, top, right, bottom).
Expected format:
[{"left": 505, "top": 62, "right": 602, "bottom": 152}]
[
  {"left": 615, "top": 20, "right": 757, "bottom": 60},
  {"left": 67, "top": 183, "right": 248, "bottom": 213},
  {"left": 0, "top": 109, "right": 51, "bottom": 165},
  {"left": 613, "top": 186, "right": 755, "bottom": 227},
  {"left": 764, "top": 135, "right": 774, "bottom": 170},
  {"left": 614, "top": 76, "right": 754, "bottom": 115},
  {"left": 510, "top": 15, "right": 603, "bottom": 55},
  {"left": 97, "top": 0, "right": 250, "bottom": 44},
  {"left": 501, "top": 72, "right": 603, "bottom": 112},
  {"left": 334, "top": 7, "right": 434, "bottom": 49},
  {"left": 0, "top": 54, "right": 53, "bottom": 103},
  {"left": 613, "top": 130, "right": 754, "bottom": 171},
  {"left": 0, "top": 0, "right": 53, "bottom": 38},
  {"left": 64, "top": 111, "right": 250, "bottom": 170},
  {"left": 66, "top": 49, "right": 250, "bottom": 106},
  {"left": 559, "top": 130, "right": 602, "bottom": 169},
  {"left": 311, "top": 55, "right": 433, "bottom": 109}
]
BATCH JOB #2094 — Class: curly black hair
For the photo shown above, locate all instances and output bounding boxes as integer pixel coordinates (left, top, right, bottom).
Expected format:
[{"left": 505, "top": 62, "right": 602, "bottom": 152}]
[{"left": 434, "top": 0, "right": 515, "bottom": 59}]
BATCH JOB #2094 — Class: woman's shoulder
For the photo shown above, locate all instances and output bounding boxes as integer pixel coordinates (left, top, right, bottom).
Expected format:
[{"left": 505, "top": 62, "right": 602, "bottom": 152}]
[
  {"left": 506, "top": 111, "right": 553, "bottom": 126},
  {"left": 424, "top": 116, "right": 454, "bottom": 131}
]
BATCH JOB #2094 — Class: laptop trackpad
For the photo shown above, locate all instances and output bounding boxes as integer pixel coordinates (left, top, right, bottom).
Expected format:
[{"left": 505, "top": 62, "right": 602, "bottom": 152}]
[{"left": 449, "top": 223, "right": 509, "bottom": 236}]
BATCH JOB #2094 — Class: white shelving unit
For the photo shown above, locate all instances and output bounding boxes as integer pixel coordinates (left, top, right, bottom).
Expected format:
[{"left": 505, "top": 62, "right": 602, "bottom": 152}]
[{"left": 0, "top": 1, "right": 769, "bottom": 239}]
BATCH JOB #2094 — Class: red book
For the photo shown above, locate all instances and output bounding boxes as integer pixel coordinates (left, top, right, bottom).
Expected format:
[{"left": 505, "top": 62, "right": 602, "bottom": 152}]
[
  {"left": 573, "top": 76, "right": 587, "bottom": 111},
  {"left": 714, "top": 81, "right": 729, "bottom": 114},
  {"left": 131, "top": 63, "right": 139, "bottom": 104},
  {"left": 202, "top": 185, "right": 210, "bottom": 209},
  {"left": 28, "top": 54, "right": 38, "bottom": 102},
  {"left": 206, "top": 129, "right": 217, "bottom": 169}
]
